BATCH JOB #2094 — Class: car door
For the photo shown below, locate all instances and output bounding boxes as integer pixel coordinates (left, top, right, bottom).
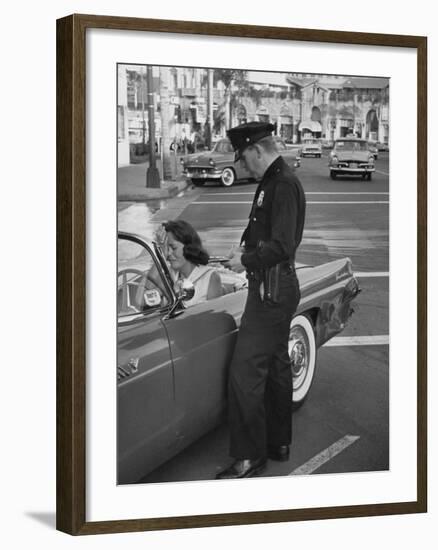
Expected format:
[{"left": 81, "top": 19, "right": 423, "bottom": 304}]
[
  {"left": 117, "top": 235, "right": 177, "bottom": 484},
  {"left": 162, "top": 290, "right": 246, "bottom": 453}
]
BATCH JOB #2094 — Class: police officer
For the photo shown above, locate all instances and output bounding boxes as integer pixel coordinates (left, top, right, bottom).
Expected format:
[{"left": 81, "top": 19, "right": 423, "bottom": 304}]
[{"left": 217, "top": 122, "right": 306, "bottom": 479}]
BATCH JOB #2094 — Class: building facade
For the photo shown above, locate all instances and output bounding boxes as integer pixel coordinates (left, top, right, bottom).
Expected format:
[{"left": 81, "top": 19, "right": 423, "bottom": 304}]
[{"left": 117, "top": 65, "right": 390, "bottom": 166}]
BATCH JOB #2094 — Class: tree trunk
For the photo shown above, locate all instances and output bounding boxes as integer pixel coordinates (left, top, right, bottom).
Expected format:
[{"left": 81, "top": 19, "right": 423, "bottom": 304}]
[{"left": 222, "top": 85, "right": 232, "bottom": 131}]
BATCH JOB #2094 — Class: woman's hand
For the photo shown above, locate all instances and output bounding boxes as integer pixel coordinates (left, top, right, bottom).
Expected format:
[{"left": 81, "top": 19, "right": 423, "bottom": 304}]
[{"left": 155, "top": 225, "right": 169, "bottom": 254}]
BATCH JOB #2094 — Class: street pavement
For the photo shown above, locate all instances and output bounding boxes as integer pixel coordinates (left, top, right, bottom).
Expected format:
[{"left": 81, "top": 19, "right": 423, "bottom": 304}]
[
  {"left": 117, "top": 155, "right": 188, "bottom": 201},
  {"left": 119, "top": 151, "right": 390, "bottom": 482}
]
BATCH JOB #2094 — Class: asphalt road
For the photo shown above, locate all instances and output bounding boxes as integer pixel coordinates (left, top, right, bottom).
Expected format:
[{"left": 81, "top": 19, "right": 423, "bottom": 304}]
[{"left": 138, "top": 152, "right": 390, "bottom": 483}]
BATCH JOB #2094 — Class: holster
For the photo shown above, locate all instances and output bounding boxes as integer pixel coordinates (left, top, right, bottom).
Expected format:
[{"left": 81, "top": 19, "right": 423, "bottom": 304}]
[{"left": 260, "top": 264, "right": 281, "bottom": 304}]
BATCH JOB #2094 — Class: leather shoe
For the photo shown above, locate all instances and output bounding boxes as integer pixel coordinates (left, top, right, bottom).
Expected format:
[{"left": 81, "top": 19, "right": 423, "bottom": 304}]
[
  {"left": 215, "top": 458, "right": 266, "bottom": 480},
  {"left": 267, "top": 445, "right": 290, "bottom": 462}
]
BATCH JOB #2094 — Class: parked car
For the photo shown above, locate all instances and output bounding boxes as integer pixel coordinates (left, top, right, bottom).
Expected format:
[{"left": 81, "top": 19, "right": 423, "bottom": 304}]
[
  {"left": 301, "top": 138, "right": 322, "bottom": 158},
  {"left": 367, "top": 141, "right": 379, "bottom": 160},
  {"left": 117, "top": 232, "right": 361, "bottom": 483},
  {"left": 329, "top": 138, "right": 375, "bottom": 180},
  {"left": 181, "top": 137, "right": 300, "bottom": 187},
  {"left": 376, "top": 141, "right": 389, "bottom": 152},
  {"left": 321, "top": 139, "right": 334, "bottom": 150}
]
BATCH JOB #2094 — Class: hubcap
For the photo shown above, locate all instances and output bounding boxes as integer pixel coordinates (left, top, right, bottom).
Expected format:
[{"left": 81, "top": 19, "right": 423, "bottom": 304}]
[
  {"left": 289, "top": 326, "right": 309, "bottom": 391},
  {"left": 222, "top": 169, "right": 234, "bottom": 185}
]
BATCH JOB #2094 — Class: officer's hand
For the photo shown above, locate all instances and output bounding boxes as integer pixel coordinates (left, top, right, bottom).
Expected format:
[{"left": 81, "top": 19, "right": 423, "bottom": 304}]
[{"left": 224, "top": 246, "right": 245, "bottom": 273}]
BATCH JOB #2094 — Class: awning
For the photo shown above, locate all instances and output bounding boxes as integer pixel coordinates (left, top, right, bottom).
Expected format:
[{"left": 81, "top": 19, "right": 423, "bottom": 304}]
[{"left": 298, "top": 120, "right": 322, "bottom": 132}]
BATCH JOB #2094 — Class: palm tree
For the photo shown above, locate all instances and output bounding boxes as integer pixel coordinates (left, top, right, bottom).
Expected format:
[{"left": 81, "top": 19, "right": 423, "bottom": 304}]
[{"left": 213, "top": 69, "right": 248, "bottom": 131}]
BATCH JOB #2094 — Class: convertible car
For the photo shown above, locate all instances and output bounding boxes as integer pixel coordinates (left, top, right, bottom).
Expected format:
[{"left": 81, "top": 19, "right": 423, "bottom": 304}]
[
  {"left": 117, "top": 232, "right": 361, "bottom": 484},
  {"left": 181, "top": 137, "right": 301, "bottom": 187}
]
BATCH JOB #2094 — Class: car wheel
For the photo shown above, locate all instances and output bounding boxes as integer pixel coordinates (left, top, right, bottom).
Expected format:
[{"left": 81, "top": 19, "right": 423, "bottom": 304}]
[
  {"left": 367, "top": 173, "right": 372, "bottom": 181},
  {"left": 290, "top": 315, "right": 317, "bottom": 410},
  {"left": 330, "top": 171, "right": 337, "bottom": 180},
  {"left": 221, "top": 167, "right": 236, "bottom": 187},
  {"left": 191, "top": 178, "right": 205, "bottom": 187}
]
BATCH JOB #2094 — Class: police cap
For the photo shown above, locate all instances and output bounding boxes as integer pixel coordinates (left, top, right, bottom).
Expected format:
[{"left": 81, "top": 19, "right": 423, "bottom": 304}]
[{"left": 227, "top": 121, "right": 275, "bottom": 160}]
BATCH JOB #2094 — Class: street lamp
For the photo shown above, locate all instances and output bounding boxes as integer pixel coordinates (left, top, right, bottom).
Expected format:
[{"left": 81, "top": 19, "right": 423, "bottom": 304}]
[{"left": 146, "top": 65, "right": 160, "bottom": 188}]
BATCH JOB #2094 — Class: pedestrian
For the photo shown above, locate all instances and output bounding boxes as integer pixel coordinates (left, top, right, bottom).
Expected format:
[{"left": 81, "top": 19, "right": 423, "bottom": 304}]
[{"left": 217, "top": 121, "right": 306, "bottom": 479}]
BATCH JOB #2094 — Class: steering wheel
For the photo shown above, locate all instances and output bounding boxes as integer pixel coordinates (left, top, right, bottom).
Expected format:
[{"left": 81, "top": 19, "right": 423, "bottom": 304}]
[{"left": 118, "top": 268, "right": 145, "bottom": 313}]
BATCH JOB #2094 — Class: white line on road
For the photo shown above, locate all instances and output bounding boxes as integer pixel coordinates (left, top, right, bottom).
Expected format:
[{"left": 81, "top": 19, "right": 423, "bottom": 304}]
[
  {"left": 306, "top": 201, "right": 389, "bottom": 204},
  {"left": 290, "top": 435, "right": 360, "bottom": 475},
  {"left": 376, "top": 170, "right": 389, "bottom": 176},
  {"left": 356, "top": 271, "right": 389, "bottom": 277},
  {"left": 205, "top": 192, "right": 389, "bottom": 196},
  {"left": 323, "top": 335, "right": 389, "bottom": 347},
  {"left": 193, "top": 201, "right": 389, "bottom": 205}
]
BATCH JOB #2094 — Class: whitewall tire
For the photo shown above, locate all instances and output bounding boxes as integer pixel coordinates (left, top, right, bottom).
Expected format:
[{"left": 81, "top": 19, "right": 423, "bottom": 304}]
[
  {"left": 289, "top": 314, "right": 317, "bottom": 409},
  {"left": 220, "top": 167, "right": 235, "bottom": 187}
]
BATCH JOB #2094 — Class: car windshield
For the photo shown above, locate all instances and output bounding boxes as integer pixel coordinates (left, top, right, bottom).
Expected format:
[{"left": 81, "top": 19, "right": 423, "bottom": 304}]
[
  {"left": 335, "top": 140, "right": 368, "bottom": 151},
  {"left": 212, "top": 139, "right": 234, "bottom": 154},
  {"left": 304, "top": 139, "right": 319, "bottom": 144}
]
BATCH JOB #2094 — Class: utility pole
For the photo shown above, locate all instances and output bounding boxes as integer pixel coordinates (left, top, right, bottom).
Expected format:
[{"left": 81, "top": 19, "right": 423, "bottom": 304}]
[{"left": 146, "top": 65, "right": 160, "bottom": 188}]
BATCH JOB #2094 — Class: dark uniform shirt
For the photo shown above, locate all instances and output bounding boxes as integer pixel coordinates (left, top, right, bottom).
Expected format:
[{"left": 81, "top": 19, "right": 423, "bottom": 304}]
[{"left": 240, "top": 156, "right": 306, "bottom": 271}]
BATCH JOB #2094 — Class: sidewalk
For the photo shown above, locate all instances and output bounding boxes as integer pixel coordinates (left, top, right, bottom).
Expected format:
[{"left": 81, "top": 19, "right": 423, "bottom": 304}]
[{"left": 118, "top": 158, "right": 189, "bottom": 201}]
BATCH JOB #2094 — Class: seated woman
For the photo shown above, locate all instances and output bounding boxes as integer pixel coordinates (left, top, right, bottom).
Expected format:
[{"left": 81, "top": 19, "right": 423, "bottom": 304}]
[{"left": 136, "top": 220, "right": 223, "bottom": 308}]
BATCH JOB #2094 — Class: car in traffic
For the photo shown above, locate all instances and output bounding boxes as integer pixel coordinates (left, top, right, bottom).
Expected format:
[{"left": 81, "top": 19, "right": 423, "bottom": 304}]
[
  {"left": 367, "top": 141, "right": 379, "bottom": 160},
  {"left": 301, "top": 138, "right": 322, "bottom": 158},
  {"left": 329, "top": 138, "right": 375, "bottom": 180},
  {"left": 321, "top": 139, "right": 334, "bottom": 150},
  {"left": 181, "top": 136, "right": 300, "bottom": 187},
  {"left": 376, "top": 141, "right": 389, "bottom": 152},
  {"left": 117, "top": 231, "right": 361, "bottom": 483}
]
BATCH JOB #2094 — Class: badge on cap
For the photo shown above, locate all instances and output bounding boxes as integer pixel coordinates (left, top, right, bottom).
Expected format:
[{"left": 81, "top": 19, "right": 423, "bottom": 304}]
[{"left": 257, "top": 191, "right": 264, "bottom": 207}]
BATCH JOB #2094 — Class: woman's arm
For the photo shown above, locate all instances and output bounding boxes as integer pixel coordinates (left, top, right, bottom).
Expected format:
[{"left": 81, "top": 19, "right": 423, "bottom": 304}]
[
  {"left": 206, "top": 270, "right": 223, "bottom": 300},
  {"left": 134, "top": 264, "right": 169, "bottom": 308}
]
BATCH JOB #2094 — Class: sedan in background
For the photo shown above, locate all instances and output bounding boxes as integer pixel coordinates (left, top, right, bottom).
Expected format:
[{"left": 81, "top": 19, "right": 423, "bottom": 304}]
[
  {"left": 181, "top": 136, "right": 300, "bottom": 187},
  {"left": 368, "top": 141, "right": 379, "bottom": 160},
  {"left": 376, "top": 141, "right": 389, "bottom": 152},
  {"left": 329, "top": 138, "right": 375, "bottom": 180},
  {"left": 301, "top": 138, "right": 322, "bottom": 158}
]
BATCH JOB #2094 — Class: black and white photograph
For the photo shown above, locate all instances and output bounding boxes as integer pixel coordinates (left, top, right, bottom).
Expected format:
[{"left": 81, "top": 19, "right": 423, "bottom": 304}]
[{"left": 116, "top": 64, "right": 390, "bottom": 485}]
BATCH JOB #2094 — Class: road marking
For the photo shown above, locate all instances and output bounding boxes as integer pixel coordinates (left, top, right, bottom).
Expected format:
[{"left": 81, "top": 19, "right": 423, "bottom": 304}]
[
  {"left": 204, "top": 192, "right": 389, "bottom": 196},
  {"left": 376, "top": 170, "right": 389, "bottom": 176},
  {"left": 290, "top": 435, "right": 360, "bottom": 475},
  {"left": 323, "top": 335, "right": 389, "bottom": 347},
  {"left": 306, "top": 201, "right": 389, "bottom": 204},
  {"left": 356, "top": 271, "right": 389, "bottom": 277},
  {"left": 193, "top": 201, "right": 389, "bottom": 205}
]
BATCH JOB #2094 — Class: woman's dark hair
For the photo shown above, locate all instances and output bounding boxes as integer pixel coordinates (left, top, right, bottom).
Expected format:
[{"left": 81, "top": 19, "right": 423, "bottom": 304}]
[{"left": 163, "top": 220, "right": 209, "bottom": 266}]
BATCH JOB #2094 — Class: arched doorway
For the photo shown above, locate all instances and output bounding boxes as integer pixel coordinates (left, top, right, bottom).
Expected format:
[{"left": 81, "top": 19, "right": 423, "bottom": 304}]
[{"left": 311, "top": 106, "right": 322, "bottom": 123}]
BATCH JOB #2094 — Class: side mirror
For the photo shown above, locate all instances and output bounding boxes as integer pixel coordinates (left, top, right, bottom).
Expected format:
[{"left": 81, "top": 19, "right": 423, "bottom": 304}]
[{"left": 164, "top": 279, "right": 195, "bottom": 320}]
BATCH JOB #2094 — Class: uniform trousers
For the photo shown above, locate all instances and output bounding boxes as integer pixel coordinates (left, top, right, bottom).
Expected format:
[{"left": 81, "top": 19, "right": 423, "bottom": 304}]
[{"left": 228, "top": 270, "right": 301, "bottom": 459}]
